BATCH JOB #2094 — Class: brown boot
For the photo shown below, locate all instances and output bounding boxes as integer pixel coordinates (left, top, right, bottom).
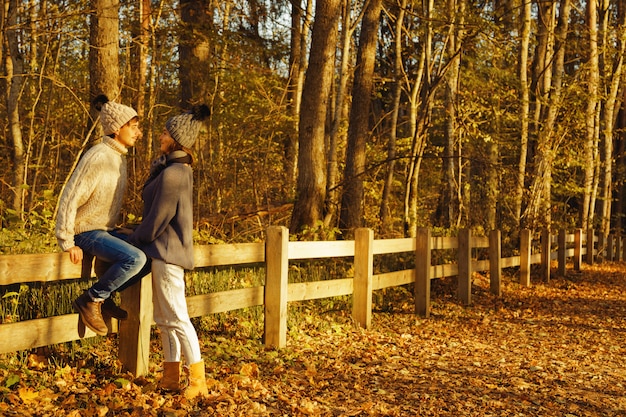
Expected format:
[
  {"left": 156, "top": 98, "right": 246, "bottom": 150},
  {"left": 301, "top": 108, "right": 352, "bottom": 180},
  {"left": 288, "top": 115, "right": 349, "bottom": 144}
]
[
  {"left": 158, "top": 362, "right": 181, "bottom": 392},
  {"left": 72, "top": 292, "right": 108, "bottom": 336},
  {"left": 101, "top": 297, "right": 128, "bottom": 320},
  {"left": 184, "top": 360, "right": 208, "bottom": 399}
]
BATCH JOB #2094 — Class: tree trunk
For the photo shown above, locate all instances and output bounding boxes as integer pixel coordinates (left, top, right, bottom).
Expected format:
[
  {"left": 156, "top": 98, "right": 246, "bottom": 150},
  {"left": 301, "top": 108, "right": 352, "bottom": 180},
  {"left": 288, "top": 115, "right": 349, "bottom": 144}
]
[
  {"left": 89, "top": 0, "right": 120, "bottom": 140},
  {"left": 515, "top": 0, "right": 531, "bottom": 227},
  {"left": 581, "top": 0, "right": 599, "bottom": 230},
  {"left": 404, "top": 0, "right": 434, "bottom": 237},
  {"left": 284, "top": 0, "right": 306, "bottom": 194},
  {"left": 179, "top": 0, "right": 211, "bottom": 107},
  {"left": 440, "top": 0, "right": 464, "bottom": 228},
  {"left": 598, "top": 2, "right": 626, "bottom": 237},
  {"left": 5, "top": 0, "right": 26, "bottom": 216},
  {"left": 325, "top": 0, "right": 358, "bottom": 229},
  {"left": 380, "top": 0, "right": 407, "bottom": 234},
  {"left": 339, "top": 0, "right": 383, "bottom": 236},
  {"left": 290, "top": 0, "right": 341, "bottom": 234}
]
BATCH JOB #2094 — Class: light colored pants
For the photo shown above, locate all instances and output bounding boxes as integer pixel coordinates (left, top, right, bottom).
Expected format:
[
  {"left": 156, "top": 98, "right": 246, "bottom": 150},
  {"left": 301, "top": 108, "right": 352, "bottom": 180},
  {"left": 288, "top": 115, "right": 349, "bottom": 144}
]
[{"left": 151, "top": 259, "right": 202, "bottom": 365}]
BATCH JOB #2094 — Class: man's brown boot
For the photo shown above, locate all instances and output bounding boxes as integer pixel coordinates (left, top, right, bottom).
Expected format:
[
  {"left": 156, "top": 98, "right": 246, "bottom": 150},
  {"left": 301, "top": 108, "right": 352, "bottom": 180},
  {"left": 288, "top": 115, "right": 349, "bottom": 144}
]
[
  {"left": 101, "top": 297, "right": 128, "bottom": 320},
  {"left": 72, "top": 292, "right": 108, "bottom": 336}
]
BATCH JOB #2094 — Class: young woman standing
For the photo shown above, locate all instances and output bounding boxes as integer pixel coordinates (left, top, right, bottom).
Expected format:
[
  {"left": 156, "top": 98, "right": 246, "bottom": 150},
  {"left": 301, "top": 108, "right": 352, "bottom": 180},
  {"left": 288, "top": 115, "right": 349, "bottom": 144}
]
[{"left": 128, "top": 105, "right": 210, "bottom": 399}]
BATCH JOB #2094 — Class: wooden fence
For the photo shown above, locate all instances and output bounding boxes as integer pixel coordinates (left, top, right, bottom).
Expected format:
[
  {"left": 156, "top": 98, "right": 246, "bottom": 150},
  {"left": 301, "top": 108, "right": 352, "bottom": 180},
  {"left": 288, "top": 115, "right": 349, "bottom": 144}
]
[{"left": 0, "top": 226, "right": 616, "bottom": 376}]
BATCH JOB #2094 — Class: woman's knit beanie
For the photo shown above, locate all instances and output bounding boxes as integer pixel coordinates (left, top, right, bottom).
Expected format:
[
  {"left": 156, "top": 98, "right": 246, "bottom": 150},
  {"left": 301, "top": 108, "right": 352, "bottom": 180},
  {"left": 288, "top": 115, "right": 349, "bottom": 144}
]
[
  {"left": 92, "top": 94, "right": 138, "bottom": 135},
  {"left": 165, "top": 104, "right": 211, "bottom": 148}
]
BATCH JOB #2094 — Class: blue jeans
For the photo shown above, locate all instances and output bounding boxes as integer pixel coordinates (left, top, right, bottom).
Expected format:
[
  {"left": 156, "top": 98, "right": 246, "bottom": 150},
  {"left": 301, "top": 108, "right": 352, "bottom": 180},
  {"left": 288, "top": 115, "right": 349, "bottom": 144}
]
[{"left": 75, "top": 230, "right": 149, "bottom": 300}]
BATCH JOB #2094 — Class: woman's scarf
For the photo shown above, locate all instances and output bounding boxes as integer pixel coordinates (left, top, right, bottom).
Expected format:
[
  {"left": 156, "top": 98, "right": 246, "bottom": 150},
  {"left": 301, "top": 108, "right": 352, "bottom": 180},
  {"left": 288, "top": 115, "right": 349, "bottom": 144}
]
[{"left": 145, "top": 150, "right": 192, "bottom": 188}]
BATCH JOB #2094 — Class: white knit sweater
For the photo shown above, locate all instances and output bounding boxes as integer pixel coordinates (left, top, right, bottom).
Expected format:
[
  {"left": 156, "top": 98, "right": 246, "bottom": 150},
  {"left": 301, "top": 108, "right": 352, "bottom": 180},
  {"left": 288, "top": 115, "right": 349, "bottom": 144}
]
[{"left": 55, "top": 137, "right": 128, "bottom": 251}]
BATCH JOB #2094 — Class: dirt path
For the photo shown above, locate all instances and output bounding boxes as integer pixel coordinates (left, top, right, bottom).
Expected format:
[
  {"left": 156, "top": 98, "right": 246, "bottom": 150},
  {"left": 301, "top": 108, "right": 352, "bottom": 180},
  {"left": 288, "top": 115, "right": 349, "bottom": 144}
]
[{"left": 2, "top": 263, "right": 625, "bottom": 416}]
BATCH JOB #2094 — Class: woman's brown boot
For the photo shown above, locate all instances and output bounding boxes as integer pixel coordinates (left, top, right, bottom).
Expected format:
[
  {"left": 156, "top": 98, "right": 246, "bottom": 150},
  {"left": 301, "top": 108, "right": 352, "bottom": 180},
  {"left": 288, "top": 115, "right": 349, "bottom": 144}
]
[{"left": 158, "top": 362, "right": 181, "bottom": 392}]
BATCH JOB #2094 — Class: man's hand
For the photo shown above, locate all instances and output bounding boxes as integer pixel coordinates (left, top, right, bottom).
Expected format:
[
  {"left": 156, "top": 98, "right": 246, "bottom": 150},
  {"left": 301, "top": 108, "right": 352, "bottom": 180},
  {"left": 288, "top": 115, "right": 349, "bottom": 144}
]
[{"left": 67, "top": 246, "right": 83, "bottom": 264}]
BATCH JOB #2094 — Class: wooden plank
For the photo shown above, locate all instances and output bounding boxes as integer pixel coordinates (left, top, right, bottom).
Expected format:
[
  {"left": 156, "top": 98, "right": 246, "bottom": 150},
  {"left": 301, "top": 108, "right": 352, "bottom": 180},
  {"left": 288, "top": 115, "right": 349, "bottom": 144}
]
[
  {"left": 0, "top": 314, "right": 100, "bottom": 354},
  {"left": 373, "top": 270, "right": 414, "bottom": 290},
  {"left": 472, "top": 236, "right": 490, "bottom": 248},
  {"left": 264, "top": 226, "right": 288, "bottom": 348},
  {"left": 415, "top": 228, "right": 431, "bottom": 317},
  {"left": 353, "top": 229, "right": 373, "bottom": 329},
  {"left": 0, "top": 252, "right": 82, "bottom": 285},
  {"left": 431, "top": 263, "right": 458, "bottom": 279},
  {"left": 501, "top": 256, "right": 520, "bottom": 268},
  {"left": 187, "top": 287, "right": 264, "bottom": 317},
  {"left": 431, "top": 236, "right": 457, "bottom": 250},
  {"left": 288, "top": 279, "right": 353, "bottom": 301},
  {"left": 372, "top": 238, "right": 415, "bottom": 255},
  {"left": 474, "top": 259, "right": 490, "bottom": 272},
  {"left": 288, "top": 240, "right": 354, "bottom": 259},
  {"left": 193, "top": 242, "right": 265, "bottom": 267}
]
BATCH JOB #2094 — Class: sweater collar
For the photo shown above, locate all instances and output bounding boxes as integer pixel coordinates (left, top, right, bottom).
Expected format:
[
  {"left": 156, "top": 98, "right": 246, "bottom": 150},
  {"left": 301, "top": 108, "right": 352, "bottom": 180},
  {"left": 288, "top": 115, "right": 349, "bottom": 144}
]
[{"left": 103, "top": 137, "right": 129, "bottom": 155}]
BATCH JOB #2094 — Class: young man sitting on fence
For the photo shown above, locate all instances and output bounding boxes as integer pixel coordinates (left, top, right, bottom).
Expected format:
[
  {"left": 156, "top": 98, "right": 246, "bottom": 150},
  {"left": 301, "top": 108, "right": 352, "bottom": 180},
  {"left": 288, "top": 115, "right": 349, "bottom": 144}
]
[{"left": 55, "top": 94, "right": 150, "bottom": 336}]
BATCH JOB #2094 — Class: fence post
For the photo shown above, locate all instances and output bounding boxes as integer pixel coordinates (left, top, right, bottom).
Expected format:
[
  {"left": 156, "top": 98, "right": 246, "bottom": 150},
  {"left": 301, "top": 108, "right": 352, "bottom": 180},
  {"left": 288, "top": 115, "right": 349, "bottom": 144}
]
[
  {"left": 558, "top": 229, "right": 566, "bottom": 277},
  {"left": 574, "top": 229, "right": 582, "bottom": 271},
  {"left": 353, "top": 228, "right": 373, "bottom": 329},
  {"left": 265, "top": 226, "right": 288, "bottom": 348},
  {"left": 118, "top": 275, "right": 153, "bottom": 377},
  {"left": 541, "top": 229, "right": 551, "bottom": 282},
  {"left": 415, "top": 227, "right": 431, "bottom": 317},
  {"left": 489, "top": 230, "right": 501, "bottom": 296},
  {"left": 607, "top": 234, "right": 614, "bottom": 261},
  {"left": 616, "top": 235, "right": 622, "bottom": 262},
  {"left": 586, "top": 228, "right": 594, "bottom": 265},
  {"left": 520, "top": 229, "right": 531, "bottom": 287},
  {"left": 458, "top": 228, "right": 472, "bottom": 305}
]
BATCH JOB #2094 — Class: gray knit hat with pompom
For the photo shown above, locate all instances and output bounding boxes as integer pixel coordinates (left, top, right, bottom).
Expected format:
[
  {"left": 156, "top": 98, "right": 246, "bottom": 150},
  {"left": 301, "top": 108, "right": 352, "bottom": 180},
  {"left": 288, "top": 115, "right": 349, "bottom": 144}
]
[
  {"left": 93, "top": 94, "right": 138, "bottom": 135},
  {"left": 165, "top": 105, "right": 211, "bottom": 148}
]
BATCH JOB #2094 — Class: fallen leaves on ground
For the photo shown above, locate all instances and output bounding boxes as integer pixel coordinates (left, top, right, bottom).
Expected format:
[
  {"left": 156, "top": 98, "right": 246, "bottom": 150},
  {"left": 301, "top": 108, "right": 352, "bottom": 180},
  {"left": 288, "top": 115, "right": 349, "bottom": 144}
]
[{"left": 1, "top": 263, "right": 626, "bottom": 416}]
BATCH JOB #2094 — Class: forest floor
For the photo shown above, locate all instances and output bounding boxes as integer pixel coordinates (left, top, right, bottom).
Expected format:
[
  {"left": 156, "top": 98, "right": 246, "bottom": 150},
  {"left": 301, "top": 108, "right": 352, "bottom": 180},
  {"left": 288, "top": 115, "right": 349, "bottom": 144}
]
[{"left": 1, "top": 262, "right": 625, "bottom": 416}]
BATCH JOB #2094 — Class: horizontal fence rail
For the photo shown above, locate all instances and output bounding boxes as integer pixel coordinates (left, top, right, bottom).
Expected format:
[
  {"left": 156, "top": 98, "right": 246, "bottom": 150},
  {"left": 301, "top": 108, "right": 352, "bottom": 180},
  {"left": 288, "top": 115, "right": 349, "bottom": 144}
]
[{"left": 0, "top": 227, "right": 614, "bottom": 376}]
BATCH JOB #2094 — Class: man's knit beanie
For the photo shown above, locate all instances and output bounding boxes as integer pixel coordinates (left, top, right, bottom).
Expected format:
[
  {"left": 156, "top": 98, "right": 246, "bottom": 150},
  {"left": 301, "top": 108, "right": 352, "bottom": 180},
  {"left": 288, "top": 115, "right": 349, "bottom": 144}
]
[
  {"left": 165, "top": 104, "right": 211, "bottom": 149},
  {"left": 92, "top": 94, "right": 138, "bottom": 135}
]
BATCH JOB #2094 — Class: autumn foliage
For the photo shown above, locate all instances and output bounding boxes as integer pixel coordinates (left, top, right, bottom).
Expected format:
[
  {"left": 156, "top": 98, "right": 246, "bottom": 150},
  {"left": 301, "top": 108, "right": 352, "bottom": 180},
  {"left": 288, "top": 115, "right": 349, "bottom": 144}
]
[{"left": 1, "top": 263, "right": 625, "bottom": 416}]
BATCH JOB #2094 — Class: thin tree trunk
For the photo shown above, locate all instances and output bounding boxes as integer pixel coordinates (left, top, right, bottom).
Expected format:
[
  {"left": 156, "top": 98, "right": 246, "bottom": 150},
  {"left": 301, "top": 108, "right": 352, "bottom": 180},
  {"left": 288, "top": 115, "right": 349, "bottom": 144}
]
[
  {"left": 441, "top": 0, "right": 463, "bottom": 228},
  {"left": 515, "top": 0, "right": 531, "bottom": 227},
  {"left": 5, "top": 0, "right": 26, "bottom": 216},
  {"left": 325, "top": 0, "right": 360, "bottom": 229},
  {"left": 598, "top": 2, "right": 626, "bottom": 237},
  {"left": 581, "top": 0, "right": 599, "bottom": 230},
  {"left": 380, "top": 0, "right": 407, "bottom": 234},
  {"left": 404, "top": 0, "right": 433, "bottom": 237},
  {"left": 290, "top": 0, "right": 341, "bottom": 234}
]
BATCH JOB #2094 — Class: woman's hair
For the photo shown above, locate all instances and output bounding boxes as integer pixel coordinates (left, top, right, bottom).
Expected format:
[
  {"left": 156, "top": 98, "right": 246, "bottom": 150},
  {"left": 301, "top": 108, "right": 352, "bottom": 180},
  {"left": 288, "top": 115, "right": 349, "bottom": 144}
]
[{"left": 165, "top": 138, "right": 194, "bottom": 164}]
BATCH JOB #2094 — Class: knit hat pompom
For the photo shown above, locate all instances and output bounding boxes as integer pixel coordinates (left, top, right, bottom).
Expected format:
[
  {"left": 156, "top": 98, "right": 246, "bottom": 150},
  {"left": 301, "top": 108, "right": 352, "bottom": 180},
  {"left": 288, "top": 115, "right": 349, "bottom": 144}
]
[
  {"left": 92, "top": 94, "right": 138, "bottom": 135},
  {"left": 165, "top": 104, "right": 211, "bottom": 149}
]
